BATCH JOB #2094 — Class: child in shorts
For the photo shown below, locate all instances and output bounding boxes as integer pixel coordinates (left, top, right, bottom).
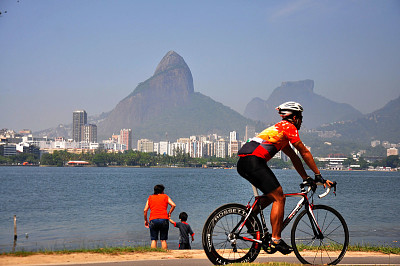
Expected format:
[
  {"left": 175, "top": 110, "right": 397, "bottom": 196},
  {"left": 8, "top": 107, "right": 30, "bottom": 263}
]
[{"left": 169, "top": 212, "right": 194, "bottom": 249}]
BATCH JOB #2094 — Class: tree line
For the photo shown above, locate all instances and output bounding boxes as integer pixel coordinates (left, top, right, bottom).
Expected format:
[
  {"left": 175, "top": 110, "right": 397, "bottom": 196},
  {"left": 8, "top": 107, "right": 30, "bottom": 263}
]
[
  {"left": 0, "top": 150, "right": 399, "bottom": 169},
  {"left": 6, "top": 150, "right": 239, "bottom": 168}
]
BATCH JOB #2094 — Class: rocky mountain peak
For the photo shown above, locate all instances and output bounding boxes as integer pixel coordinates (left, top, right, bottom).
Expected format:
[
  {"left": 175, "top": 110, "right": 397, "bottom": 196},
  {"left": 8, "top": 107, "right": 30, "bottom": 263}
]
[
  {"left": 96, "top": 50, "right": 196, "bottom": 140},
  {"left": 244, "top": 79, "right": 362, "bottom": 128},
  {"left": 154, "top": 50, "right": 189, "bottom": 76},
  {"left": 280, "top": 79, "right": 314, "bottom": 93}
]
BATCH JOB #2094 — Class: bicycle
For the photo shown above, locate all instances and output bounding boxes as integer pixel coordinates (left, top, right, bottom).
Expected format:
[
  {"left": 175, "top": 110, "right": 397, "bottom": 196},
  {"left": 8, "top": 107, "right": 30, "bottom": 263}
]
[{"left": 202, "top": 179, "right": 349, "bottom": 265}]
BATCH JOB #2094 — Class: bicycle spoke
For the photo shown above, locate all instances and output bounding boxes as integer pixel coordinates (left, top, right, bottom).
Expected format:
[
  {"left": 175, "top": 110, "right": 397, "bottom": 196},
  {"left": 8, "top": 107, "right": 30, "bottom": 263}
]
[
  {"left": 291, "top": 205, "right": 349, "bottom": 265},
  {"left": 202, "top": 203, "right": 262, "bottom": 265}
]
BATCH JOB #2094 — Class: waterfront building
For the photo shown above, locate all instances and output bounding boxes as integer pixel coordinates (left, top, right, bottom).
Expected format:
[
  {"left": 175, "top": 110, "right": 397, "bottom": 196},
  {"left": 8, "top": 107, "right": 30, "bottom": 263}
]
[
  {"left": 189, "top": 140, "right": 203, "bottom": 158},
  {"left": 82, "top": 124, "right": 97, "bottom": 143},
  {"left": 137, "top": 139, "right": 154, "bottom": 153},
  {"left": 228, "top": 140, "right": 239, "bottom": 157},
  {"left": 153, "top": 142, "right": 159, "bottom": 154},
  {"left": 215, "top": 138, "right": 227, "bottom": 158},
  {"left": 101, "top": 141, "right": 126, "bottom": 151},
  {"left": 2, "top": 144, "right": 17, "bottom": 156},
  {"left": 228, "top": 131, "right": 239, "bottom": 157},
  {"left": 229, "top": 131, "right": 237, "bottom": 142},
  {"left": 171, "top": 142, "right": 186, "bottom": 156},
  {"left": 119, "top": 129, "right": 132, "bottom": 150},
  {"left": 72, "top": 110, "right": 87, "bottom": 142},
  {"left": 177, "top": 138, "right": 191, "bottom": 154},
  {"left": 204, "top": 141, "right": 215, "bottom": 157},
  {"left": 158, "top": 141, "right": 170, "bottom": 155}
]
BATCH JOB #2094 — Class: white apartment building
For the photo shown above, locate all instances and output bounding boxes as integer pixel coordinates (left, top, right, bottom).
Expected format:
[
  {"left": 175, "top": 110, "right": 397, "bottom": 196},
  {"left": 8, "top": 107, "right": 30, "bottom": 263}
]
[
  {"left": 204, "top": 141, "right": 215, "bottom": 157},
  {"left": 171, "top": 142, "right": 187, "bottom": 156},
  {"left": 159, "top": 141, "right": 170, "bottom": 155},
  {"left": 230, "top": 131, "right": 237, "bottom": 142},
  {"left": 188, "top": 140, "right": 203, "bottom": 158},
  {"left": 215, "top": 139, "right": 227, "bottom": 158},
  {"left": 137, "top": 139, "right": 154, "bottom": 153},
  {"left": 177, "top": 138, "right": 191, "bottom": 154}
]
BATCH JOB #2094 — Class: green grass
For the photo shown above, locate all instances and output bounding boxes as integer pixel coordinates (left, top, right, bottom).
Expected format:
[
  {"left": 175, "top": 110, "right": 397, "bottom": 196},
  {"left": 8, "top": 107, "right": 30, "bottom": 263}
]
[
  {"left": 293, "top": 242, "right": 400, "bottom": 255},
  {"left": 1, "top": 244, "right": 399, "bottom": 257},
  {"left": 347, "top": 243, "right": 400, "bottom": 254}
]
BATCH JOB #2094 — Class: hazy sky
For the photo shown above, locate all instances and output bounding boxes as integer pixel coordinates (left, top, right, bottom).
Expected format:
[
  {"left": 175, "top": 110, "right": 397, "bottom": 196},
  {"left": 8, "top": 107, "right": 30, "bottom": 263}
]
[{"left": 1, "top": 0, "right": 399, "bottom": 132}]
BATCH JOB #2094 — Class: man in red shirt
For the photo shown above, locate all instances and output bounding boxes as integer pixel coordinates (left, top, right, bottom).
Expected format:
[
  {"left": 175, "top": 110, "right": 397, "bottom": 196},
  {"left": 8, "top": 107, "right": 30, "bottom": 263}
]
[{"left": 237, "top": 101, "right": 332, "bottom": 255}]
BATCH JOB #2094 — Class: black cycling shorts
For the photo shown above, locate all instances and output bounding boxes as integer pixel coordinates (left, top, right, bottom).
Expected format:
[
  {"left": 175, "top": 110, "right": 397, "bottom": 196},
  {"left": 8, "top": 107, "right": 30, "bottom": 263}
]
[{"left": 237, "top": 155, "right": 280, "bottom": 195}]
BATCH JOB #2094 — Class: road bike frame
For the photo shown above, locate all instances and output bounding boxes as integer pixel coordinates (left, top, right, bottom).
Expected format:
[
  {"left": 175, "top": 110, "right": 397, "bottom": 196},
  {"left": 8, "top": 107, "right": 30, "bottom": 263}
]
[
  {"left": 235, "top": 183, "right": 333, "bottom": 244},
  {"left": 202, "top": 180, "right": 346, "bottom": 265}
]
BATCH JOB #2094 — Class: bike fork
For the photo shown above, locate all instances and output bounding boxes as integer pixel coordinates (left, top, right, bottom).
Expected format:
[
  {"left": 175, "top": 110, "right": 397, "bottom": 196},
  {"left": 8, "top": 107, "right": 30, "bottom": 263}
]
[{"left": 307, "top": 205, "right": 324, "bottom": 239}]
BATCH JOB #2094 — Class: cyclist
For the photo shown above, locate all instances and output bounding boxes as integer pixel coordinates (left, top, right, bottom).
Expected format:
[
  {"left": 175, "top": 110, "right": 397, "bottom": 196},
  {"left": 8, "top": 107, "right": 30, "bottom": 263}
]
[{"left": 237, "top": 101, "right": 333, "bottom": 255}]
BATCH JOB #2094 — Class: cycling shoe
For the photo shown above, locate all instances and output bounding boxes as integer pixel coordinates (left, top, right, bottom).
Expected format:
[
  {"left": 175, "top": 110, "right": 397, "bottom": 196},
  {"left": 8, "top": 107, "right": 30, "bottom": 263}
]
[{"left": 269, "top": 239, "right": 293, "bottom": 255}]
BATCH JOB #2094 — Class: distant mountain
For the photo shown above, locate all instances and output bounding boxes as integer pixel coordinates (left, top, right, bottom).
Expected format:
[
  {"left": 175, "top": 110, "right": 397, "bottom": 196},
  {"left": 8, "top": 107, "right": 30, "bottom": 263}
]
[
  {"left": 317, "top": 95, "right": 400, "bottom": 143},
  {"left": 243, "top": 80, "right": 363, "bottom": 129},
  {"left": 35, "top": 53, "right": 398, "bottom": 145},
  {"left": 97, "top": 51, "right": 262, "bottom": 142}
]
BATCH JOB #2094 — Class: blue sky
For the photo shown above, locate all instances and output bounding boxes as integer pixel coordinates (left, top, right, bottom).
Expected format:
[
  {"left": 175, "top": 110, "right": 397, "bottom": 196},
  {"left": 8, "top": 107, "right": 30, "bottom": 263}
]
[{"left": 1, "top": 0, "right": 399, "bottom": 131}]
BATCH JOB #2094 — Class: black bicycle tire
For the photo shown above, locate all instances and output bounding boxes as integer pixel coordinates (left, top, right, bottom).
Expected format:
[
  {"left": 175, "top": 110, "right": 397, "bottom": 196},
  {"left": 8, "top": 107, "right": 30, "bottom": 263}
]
[
  {"left": 291, "top": 204, "right": 349, "bottom": 265},
  {"left": 202, "top": 203, "right": 262, "bottom": 265}
]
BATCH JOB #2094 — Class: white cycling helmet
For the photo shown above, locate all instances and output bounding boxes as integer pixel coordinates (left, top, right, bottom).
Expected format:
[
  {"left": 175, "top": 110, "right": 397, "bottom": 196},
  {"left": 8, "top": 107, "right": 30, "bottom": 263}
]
[{"left": 276, "top": 101, "right": 303, "bottom": 118}]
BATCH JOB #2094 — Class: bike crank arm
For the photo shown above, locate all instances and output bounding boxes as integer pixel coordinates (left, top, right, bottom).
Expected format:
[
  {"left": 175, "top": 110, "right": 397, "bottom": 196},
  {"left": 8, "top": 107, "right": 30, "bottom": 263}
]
[{"left": 236, "top": 235, "right": 263, "bottom": 243}]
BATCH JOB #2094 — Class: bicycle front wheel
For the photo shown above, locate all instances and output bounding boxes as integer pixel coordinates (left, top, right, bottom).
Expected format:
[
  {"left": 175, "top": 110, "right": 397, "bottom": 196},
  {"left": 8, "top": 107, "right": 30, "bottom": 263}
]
[
  {"left": 291, "top": 204, "right": 349, "bottom": 265},
  {"left": 202, "top": 203, "right": 262, "bottom": 265}
]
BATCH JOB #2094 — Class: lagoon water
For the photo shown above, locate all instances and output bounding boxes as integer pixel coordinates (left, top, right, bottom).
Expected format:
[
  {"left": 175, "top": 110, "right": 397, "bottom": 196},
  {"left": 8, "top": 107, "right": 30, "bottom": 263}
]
[{"left": 0, "top": 166, "right": 399, "bottom": 252}]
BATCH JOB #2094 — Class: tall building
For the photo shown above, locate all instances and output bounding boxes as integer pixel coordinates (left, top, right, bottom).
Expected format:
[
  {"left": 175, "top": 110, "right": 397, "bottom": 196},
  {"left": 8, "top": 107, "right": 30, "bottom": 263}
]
[
  {"left": 229, "top": 131, "right": 237, "bottom": 142},
  {"left": 82, "top": 124, "right": 97, "bottom": 143},
  {"left": 228, "top": 140, "right": 239, "bottom": 157},
  {"left": 215, "top": 139, "right": 227, "bottom": 158},
  {"left": 245, "top": 125, "right": 256, "bottom": 141},
  {"left": 73, "top": 110, "right": 87, "bottom": 142},
  {"left": 119, "top": 129, "right": 132, "bottom": 150}
]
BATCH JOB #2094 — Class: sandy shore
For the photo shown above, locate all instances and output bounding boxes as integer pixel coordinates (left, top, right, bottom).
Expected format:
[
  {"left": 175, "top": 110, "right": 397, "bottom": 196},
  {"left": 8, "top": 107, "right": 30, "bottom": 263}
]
[{"left": 1, "top": 250, "right": 398, "bottom": 265}]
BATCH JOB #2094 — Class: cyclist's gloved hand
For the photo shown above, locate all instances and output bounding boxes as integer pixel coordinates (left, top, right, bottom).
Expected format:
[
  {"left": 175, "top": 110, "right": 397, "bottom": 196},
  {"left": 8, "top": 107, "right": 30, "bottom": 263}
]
[
  {"left": 314, "top": 174, "right": 326, "bottom": 184},
  {"left": 304, "top": 177, "right": 317, "bottom": 192}
]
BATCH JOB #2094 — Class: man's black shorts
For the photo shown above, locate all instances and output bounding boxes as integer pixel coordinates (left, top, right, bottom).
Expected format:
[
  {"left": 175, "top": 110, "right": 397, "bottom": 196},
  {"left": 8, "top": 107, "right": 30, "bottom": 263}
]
[{"left": 237, "top": 155, "right": 281, "bottom": 194}]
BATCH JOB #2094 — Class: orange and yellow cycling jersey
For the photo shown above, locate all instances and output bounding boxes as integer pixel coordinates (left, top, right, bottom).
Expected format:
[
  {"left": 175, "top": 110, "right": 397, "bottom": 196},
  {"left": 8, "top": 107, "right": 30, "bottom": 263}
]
[{"left": 238, "top": 120, "right": 300, "bottom": 161}]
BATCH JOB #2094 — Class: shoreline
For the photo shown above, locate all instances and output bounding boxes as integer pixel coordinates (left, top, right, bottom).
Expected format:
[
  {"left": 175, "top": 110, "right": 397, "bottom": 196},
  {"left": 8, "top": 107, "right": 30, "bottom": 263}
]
[
  {"left": 1, "top": 165, "right": 398, "bottom": 172},
  {"left": 1, "top": 250, "right": 399, "bottom": 265}
]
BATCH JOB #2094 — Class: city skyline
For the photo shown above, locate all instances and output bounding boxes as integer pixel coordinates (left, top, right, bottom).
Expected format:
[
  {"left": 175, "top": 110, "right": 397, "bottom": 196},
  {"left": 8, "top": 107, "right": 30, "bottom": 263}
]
[{"left": 1, "top": 1, "right": 399, "bottom": 131}]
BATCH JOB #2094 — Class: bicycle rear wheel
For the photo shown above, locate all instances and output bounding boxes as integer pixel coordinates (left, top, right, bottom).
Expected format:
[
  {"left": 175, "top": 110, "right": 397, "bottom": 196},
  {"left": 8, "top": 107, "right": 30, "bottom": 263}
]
[
  {"left": 291, "top": 204, "right": 349, "bottom": 265},
  {"left": 202, "top": 203, "right": 262, "bottom": 265}
]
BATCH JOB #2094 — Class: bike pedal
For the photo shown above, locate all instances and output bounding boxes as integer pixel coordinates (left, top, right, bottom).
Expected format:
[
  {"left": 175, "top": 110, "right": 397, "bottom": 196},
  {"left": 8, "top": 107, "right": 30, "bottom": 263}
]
[
  {"left": 263, "top": 246, "right": 277, "bottom": 254},
  {"left": 262, "top": 242, "right": 277, "bottom": 254}
]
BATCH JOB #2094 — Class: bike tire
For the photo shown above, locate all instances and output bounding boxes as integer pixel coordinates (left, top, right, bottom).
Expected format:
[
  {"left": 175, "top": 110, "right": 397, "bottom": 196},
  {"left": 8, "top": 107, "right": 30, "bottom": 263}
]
[
  {"left": 202, "top": 203, "right": 262, "bottom": 265},
  {"left": 291, "top": 204, "right": 349, "bottom": 265}
]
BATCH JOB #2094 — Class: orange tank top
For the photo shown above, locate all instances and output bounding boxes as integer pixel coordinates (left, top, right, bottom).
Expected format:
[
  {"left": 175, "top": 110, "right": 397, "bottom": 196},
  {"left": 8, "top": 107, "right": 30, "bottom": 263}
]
[{"left": 148, "top": 194, "right": 169, "bottom": 221}]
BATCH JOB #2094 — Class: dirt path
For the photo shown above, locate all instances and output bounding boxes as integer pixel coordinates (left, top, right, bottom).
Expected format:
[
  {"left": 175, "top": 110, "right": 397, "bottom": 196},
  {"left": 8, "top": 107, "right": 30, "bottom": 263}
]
[{"left": 0, "top": 250, "right": 398, "bottom": 265}]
